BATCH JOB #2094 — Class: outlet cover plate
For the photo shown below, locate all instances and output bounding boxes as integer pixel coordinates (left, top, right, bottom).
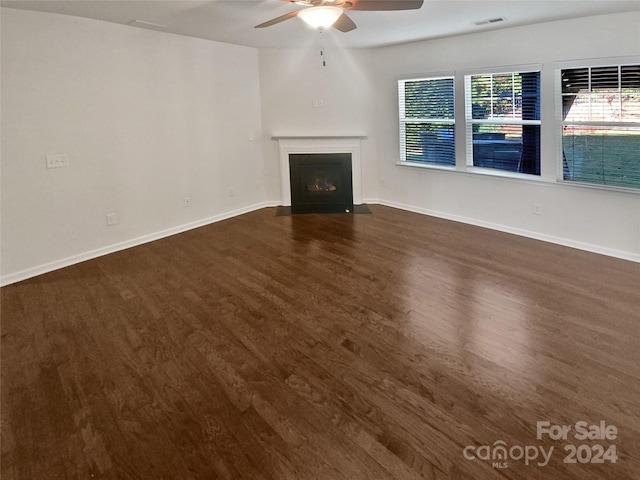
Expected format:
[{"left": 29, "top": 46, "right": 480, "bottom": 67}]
[{"left": 46, "top": 154, "right": 69, "bottom": 168}]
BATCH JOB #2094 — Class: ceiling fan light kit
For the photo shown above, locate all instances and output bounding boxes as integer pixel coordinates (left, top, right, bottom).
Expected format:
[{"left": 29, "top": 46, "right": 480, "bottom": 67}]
[
  {"left": 298, "top": 6, "right": 343, "bottom": 30},
  {"left": 254, "top": 0, "right": 424, "bottom": 33}
]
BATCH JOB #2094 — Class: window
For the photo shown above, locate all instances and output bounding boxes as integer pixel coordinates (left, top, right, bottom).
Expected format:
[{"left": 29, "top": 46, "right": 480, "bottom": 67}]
[
  {"left": 465, "top": 71, "right": 541, "bottom": 175},
  {"left": 398, "top": 76, "right": 455, "bottom": 166},
  {"left": 560, "top": 64, "right": 640, "bottom": 189}
]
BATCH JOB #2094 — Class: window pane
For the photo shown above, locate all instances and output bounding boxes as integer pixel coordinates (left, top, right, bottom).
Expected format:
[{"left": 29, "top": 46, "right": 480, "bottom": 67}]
[
  {"left": 591, "top": 90, "right": 621, "bottom": 121},
  {"left": 622, "top": 92, "right": 640, "bottom": 120},
  {"left": 399, "top": 76, "right": 455, "bottom": 166},
  {"left": 467, "top": 70, "right": 540, "bottom": 175},
  {"left": 521, "top": 72, "right": 541, "bottom": 120},
  {"left": 404, "top": 78, "right": 454, "bottom": 119},
  {"left": 470, "top": 72, "right": 539, "bottom": 120},
  {"left": 562, "top": 68, "right": 589, "bottom": 94},
  {"left": 492, "top": 73, "right": 517, "bottom": 118},
  {"left": 562, "top": 65, "right": 640, "bottom": 123},
  {"left": 404, "top": 123, "right": 455, "bottom": 165},
  {"left": 560, "top": 63, "right": 640, "bottom": 189},
  {"left": 472, "top": 124, "right": 540, "bottom": 174},
  {"left": 621, "top": 65, "right": 640, "bottom": 89},
  {"left": 470, "top": 75, "right": 492, "bottom": 119},
  {"left": 591, "top": 66, "right": 620, "bottom": 90},
  {"left": 562, "top": 125, "right": 640, "bottom": 188}
]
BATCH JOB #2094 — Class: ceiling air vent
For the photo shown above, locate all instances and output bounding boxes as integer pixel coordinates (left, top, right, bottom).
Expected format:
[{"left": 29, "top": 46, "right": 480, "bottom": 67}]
[{"left": 474, "top": 17, "right": 506, "bottom": 26}]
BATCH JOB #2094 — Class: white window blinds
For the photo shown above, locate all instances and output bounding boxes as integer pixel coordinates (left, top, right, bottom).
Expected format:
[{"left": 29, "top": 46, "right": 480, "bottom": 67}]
[
  {"left": 560, "top": 64, "right": 640, "bottom": 189},
  {"left": 398, "top": 76, "right": 455, "bottom": 166},
  {"left": 465, "top": 71, "right": 541, "bottom": 175}
]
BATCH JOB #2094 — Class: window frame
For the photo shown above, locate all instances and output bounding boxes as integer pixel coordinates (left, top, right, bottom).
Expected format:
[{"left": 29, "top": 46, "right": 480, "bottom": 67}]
[
  {"left": 398, "top": 74, "right": 456, "bottom": 168},
  {"left": 555, "top": 60, "right": 640, "bottom": 192},
  {"left": 464, "top": 69, "right": 542, "bottom": 176}
]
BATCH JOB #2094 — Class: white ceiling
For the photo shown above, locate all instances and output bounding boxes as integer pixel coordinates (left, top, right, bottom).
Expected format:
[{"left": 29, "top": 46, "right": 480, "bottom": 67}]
[{"left": 2, "top": 0, "right": 639, "bottom": 49}]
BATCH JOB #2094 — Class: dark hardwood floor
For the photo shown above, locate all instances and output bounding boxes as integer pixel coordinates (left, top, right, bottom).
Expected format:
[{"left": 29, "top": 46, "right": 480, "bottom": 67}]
[{"left": 2, "top": 205, "right": 639, "bottom": 479}]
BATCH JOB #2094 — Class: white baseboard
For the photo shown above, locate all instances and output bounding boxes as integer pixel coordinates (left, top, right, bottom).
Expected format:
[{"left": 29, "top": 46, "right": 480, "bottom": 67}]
[
  {"left": 0, "top": 202, "right": 275, "bottom": 286},
  {"left": 376, "top": 199, "right": 640, "bottom": 263},
  {"left": 3, "top": 199, "right": 637, "bottom": 286}
]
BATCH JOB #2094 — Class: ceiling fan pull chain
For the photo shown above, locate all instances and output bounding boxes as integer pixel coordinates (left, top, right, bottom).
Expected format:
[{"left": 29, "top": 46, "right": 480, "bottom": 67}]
[{"left": 321, "top": 48, "right": 326, "bottom": 67}]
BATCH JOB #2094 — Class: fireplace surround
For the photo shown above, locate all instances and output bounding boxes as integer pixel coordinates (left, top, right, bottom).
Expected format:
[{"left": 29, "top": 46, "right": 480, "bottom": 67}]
[{"left": 273, "top": 135, "right": 365, "bottom": 209}]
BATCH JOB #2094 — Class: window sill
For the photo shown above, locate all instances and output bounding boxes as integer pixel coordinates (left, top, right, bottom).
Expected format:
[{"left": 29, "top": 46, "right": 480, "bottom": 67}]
[
  {"left": 396, "top": 161, "right": 544, "bottom": 181},
  {"left": 465, "top": 166, "right": 543, "bottom": 181},
  {"left": 396, "top": 161, "right": 640, "bottom": 195},
  {"left": 395, "top": 161, "right": 456, "bottom": 172},
  {"left": 556, "top": 179, "right": 640, "bottom": 195}
]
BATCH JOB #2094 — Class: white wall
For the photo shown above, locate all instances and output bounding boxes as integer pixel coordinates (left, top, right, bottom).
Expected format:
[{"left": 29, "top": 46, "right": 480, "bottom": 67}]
[
  {"left": 371, "top": 12, "right": 640, "bottom": 260},
  {"left": 258, "top": 47, "right": 379, "bottom": 203},
  {"left": 1, "top": 8, "right": 266, "bottom": 283}
]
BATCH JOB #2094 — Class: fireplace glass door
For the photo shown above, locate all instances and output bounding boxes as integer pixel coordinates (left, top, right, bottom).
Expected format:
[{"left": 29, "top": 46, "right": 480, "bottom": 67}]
[{"left": 289, "top": 153, "right": 354, "bottom": 214}]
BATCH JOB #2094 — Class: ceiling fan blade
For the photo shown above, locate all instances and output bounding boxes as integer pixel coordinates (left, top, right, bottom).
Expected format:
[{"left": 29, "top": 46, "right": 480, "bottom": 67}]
[
  {"left": 347, "top": 0, "right": 423, "bottom": 11},
  {"left": 254, "top": 10, "right": 299, "bottom": 28},
  {"left": 333, "top": 13, "right": 357, "bottom": 32}
]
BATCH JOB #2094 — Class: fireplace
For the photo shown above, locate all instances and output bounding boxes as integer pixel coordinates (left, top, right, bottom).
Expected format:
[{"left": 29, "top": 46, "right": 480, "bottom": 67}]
[
  {"left": 289, "top": 153, "right": 353, "bottom": 214},
  {"left": 273, "top": 135, "right": 365, "bottom": 209}
]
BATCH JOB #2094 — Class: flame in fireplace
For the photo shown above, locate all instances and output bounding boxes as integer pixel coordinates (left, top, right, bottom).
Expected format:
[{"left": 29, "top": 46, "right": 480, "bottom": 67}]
[{"left": 306, "top": 178, "right": 337, "bottom": 192}]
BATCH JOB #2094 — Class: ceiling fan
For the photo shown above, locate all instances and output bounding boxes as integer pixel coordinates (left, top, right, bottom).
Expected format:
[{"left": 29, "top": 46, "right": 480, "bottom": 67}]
[{"left": 255, "top": 0, "right": 424, "bottom": 32}]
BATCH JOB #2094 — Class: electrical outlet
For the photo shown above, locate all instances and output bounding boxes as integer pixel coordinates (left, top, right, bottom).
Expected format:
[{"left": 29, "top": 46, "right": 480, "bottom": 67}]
[
  {"left": 106, "top": 213, "right": 117, "bottom": 226},
  {"left": 532, "top": 203, "right": 542, "bottom": 215},
  {"left": 184, "top": 197, "right": 190, "bottom": 207},
  {"left": 46, "top": 154, "right": 69, "bottom": 169}
]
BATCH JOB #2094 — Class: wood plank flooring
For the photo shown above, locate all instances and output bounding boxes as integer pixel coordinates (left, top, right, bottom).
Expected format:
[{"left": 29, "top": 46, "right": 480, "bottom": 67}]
[{"left": 2, "top": 205, "right": 639, "bottom": 479}]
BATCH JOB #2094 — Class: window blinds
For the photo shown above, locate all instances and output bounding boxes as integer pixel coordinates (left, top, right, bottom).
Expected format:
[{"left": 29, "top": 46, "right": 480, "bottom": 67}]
[
  {"left": 466, "top": 71, "right": 541, "bottom": 175},
  {"left": 561, "top": 64, "right": 640, "bottom": 189},
  {"left": 399, "top": 77, "right": 455, "bottom": 166}
]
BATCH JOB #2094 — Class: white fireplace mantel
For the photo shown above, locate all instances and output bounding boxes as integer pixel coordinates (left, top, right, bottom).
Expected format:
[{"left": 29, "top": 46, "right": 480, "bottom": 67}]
[{"left": 273, "top": 135, "right": 366, "bottom": 207}]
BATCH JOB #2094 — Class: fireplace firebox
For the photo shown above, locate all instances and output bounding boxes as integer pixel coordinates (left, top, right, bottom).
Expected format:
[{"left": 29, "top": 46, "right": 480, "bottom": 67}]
[{"left": 289, "top": 153, "right": 354, "bottom": 214}]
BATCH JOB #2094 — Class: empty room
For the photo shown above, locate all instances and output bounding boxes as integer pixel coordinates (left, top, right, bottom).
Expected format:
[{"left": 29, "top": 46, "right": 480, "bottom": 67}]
[{"left": 1, "top": 1, "right": 639, "bottom": 479}]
